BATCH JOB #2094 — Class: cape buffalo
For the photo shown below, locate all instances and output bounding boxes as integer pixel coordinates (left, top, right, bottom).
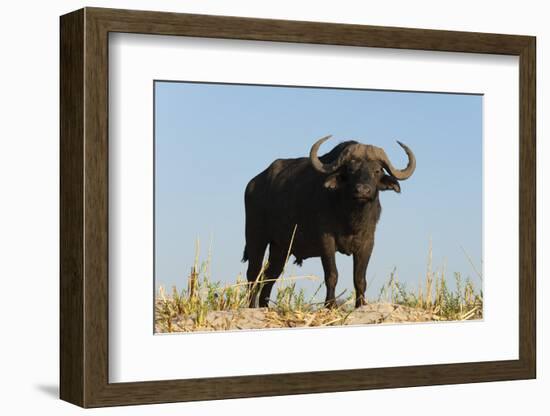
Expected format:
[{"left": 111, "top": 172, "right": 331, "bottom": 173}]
[{"left": 242, "top": 135, "right": 416, "bottom": 308}]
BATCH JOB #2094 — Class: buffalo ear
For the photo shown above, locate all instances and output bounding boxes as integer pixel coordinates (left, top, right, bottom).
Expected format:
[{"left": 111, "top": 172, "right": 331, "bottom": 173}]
[
  {"left": 379, "top": 175, "right": 401, "bottom": 193},
  {"left": 323, "top": 174, "right": 341, "bottom": 190}
]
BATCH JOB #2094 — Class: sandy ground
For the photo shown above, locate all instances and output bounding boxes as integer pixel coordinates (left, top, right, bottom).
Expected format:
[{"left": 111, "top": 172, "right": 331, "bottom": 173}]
[{"left": 155, "top": 303, "right": 447, "bottom": 333}]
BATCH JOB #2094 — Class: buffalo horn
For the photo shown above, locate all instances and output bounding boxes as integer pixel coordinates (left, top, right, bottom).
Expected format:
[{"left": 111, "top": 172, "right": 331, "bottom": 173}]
[{"left": 309, "top": 135, "right": 348, "bottom": 174}]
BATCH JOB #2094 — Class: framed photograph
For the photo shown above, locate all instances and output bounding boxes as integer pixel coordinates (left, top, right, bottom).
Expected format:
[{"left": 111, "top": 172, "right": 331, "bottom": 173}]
[{"left": 60, "top": 7, "right": 536, "bottom": 408}]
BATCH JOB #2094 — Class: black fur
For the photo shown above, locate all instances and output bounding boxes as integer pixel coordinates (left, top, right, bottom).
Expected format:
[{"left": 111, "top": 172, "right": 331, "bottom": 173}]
[{"left": 243, "top": 140, "right": 408, "bottom": 308}]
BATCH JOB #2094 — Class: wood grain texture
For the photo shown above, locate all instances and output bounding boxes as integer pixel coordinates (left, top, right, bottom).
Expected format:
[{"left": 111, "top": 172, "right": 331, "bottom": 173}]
[
  {"left": 83, "top": 10, "right": 110, "bottom": 406},
  {"left": 88, "top": 7, "right": 532, "bottom": 54},
  {"left": 59, "top": 8, "right": 84, "bottom": 407},
  {"left": 518, "top": 38, "right": 536, "bottom": 376},
  {"left": 59, "top": 7, "right": 537, "bottom": 408}
]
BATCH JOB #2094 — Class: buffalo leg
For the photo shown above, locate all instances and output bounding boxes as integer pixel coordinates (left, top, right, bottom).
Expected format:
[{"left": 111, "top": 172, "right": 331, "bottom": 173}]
[
  {"left": 353, "top": 240, "right": 374, "bottom": 308},
  {"left": 320, "top": 236, "right": 338, "bottom": 308},
  {"left": 246, "top": 241, "right": 268, "bottom": 308},
  {"left": 258, "top": 244, "right": 286, "bottom": 307}
]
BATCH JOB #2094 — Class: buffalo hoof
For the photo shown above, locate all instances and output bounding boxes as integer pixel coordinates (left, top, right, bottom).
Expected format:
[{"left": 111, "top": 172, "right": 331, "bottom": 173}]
[{"left": 355, "top": 297, "right": 367, "bottom": 308}]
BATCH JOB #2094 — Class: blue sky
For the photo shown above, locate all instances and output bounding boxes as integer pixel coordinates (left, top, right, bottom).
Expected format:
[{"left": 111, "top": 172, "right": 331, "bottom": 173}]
[{"left": 154, "top": 81, "right": 482, "bottom": 301}]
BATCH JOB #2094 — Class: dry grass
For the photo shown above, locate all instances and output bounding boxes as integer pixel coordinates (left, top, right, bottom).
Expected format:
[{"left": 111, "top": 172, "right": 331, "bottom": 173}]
[
  {"left": 376, "top": 239, "right": 483, "bottom": 322},
  {"left": 155, "top": 270, "right": 354, "bottom": 332},
  {"left": 155, "top": 238, "right": 483, "bottom": 333}
]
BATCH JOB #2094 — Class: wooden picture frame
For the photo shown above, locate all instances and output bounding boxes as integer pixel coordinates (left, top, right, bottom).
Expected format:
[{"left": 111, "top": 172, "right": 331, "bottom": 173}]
[{"left": 60, "top": 7, "right": 536, "bottom": 408}]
